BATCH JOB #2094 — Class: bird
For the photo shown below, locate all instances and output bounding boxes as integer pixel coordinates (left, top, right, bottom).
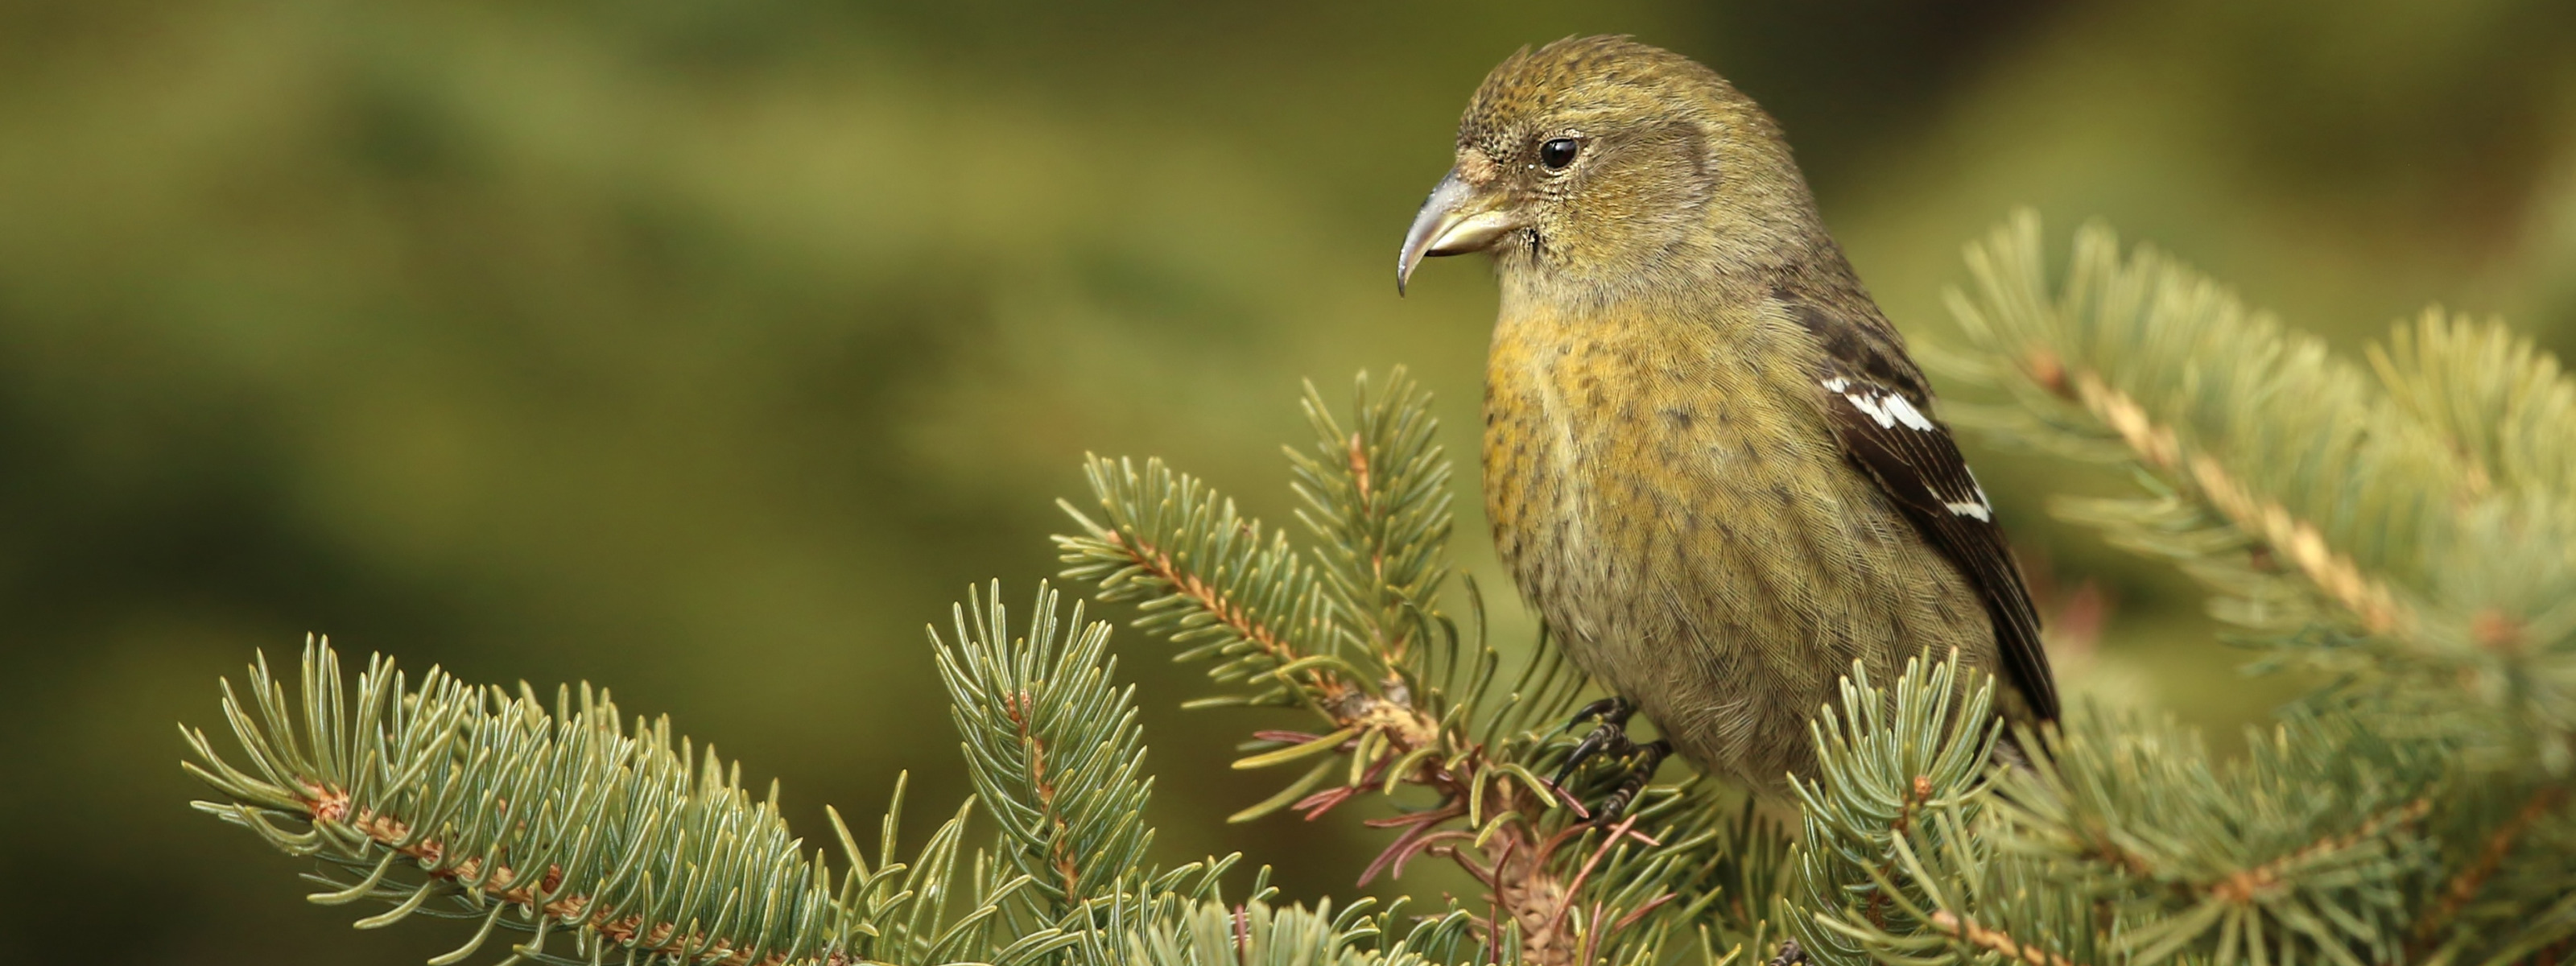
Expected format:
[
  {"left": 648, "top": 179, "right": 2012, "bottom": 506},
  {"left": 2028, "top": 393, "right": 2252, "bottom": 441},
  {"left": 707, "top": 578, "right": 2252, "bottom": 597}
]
[{"left": 1396, "top": 35, "right": 2057, "bottom": 812}]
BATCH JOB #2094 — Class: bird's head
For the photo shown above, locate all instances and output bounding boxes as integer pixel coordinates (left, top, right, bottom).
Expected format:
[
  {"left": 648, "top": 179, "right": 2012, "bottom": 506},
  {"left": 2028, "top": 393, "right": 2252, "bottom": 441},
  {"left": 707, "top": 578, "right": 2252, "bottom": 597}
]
[{"left": 1397, "top": 35, "right": 1823, "bottom": 303}]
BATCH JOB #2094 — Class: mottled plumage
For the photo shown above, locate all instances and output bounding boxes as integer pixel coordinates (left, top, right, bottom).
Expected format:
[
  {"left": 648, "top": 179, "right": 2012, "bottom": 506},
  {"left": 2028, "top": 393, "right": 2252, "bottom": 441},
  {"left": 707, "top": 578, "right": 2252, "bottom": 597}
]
[{"left": 1400, "top": 36, "right": 2055, "bottom": 799}]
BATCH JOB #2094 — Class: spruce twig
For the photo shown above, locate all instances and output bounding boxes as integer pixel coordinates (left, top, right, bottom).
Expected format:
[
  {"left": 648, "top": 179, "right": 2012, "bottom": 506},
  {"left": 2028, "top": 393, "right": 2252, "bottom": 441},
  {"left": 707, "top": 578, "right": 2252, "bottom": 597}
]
[
  {"left": 1928, "top": 912, "right": 2084, "bottom": 966},
  {"left": 180, "top": 638, "right": 1070, "bottom": 966},
  {"left": 2408, "top": 784, "right": 2567, "bottom": 950},
  {"left": 1919, "top": 213, "right": 2576, "bottom": 964},
  {"left": 933, "top": 582, "right": 1160, "bottom": 917}
]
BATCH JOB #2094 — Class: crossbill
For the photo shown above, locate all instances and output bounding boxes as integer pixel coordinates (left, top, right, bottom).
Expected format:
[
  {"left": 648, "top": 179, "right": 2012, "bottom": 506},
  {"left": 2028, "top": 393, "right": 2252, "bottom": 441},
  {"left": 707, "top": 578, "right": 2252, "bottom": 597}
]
[{"left": 1397, "top": 36, "right": 2058, "bottom": 810}]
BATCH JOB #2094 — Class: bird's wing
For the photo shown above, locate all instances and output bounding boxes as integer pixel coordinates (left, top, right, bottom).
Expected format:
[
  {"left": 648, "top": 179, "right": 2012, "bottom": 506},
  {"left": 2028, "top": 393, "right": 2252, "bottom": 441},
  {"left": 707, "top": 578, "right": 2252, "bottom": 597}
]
[{"left": 1782, "top": 297, "right": 2060, "bottom": 723}]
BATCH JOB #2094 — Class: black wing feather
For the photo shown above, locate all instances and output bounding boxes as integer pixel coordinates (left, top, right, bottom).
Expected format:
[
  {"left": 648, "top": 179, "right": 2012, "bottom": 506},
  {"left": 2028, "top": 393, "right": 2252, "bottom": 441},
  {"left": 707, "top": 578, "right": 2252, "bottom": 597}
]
[{"left": 1785, "top": 298, "right": 2060, "bottom": 723}]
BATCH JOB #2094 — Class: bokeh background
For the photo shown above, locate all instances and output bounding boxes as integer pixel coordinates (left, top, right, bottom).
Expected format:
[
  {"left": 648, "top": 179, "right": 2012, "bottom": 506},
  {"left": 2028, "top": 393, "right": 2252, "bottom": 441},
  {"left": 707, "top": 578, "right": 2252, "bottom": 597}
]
[{"left": 6, "top": 1, "right": 2574, "bottom": 961}]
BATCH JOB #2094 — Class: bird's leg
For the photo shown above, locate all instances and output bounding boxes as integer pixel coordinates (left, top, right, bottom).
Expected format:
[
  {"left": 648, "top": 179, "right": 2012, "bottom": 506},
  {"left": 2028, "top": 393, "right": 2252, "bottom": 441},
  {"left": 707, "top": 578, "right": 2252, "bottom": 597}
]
[
  {"left": 1591, "top": 738, "right": 1670, "bottom": 824},
  {"left": 1552, "top": 696, "right": 1670, "bottom": 824},
  {"left": 1553, "top": 696, "right": 1637, "bottom": 786}
]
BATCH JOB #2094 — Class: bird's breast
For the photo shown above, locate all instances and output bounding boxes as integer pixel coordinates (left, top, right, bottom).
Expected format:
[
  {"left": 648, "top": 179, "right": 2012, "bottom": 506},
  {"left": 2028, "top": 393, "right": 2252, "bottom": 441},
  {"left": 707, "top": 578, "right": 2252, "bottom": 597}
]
[
  {"left": 1480, "top": 299, "right": 1990, "bottom": 791},
  {"left": 1482, "top": 303, "right": 1847, "bottom": 634}
]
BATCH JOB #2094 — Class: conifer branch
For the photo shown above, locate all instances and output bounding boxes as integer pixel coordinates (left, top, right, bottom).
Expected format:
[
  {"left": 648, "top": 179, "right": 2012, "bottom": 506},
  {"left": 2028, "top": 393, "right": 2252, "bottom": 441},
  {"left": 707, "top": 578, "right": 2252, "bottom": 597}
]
[
  {"left": 1967, "top": 708, "right": 2444, "bottom": 965},
  {"left": 1785, "top": 654, "right": 2007, "bottom": 963},
  {"left": 1058, "top": 456, "right": 1357, "bottom": 712},
  {"left": 1811, "top": 215, "right": 2576, "bottom": 964},
  {"left": 932, "top": 582, "right": 1161, "bottom": 919},
  {"left": 2042, "top": 363, "right": 2417, "bottom": 638},
  {"left": 1289, "top": 371, "right": 1456, "bottom": 675},
  {"left": 1118, "top": 896, "right": 1482, "bottom": 966},
  {"left": 2408, "top": 784, "right": 2566, "bottom": 949},
  {"left": 2368, "top": 311, "right": 2576, "bottom": 509},
  {"left": 921, "top": 581, "right": 1518, "bottom": 966},
  {"left": 1945, "top": 208, "right": 2576, "bottom": 788},
  {"left": 1928, "top": 912, "right": 2083, "bottom": 966},
  {"left": 181, "top": 638, "right": 1068, "bottom": 966},
  {"left": 2199, "top": 795, "right": 2434, "bottom": 905}
]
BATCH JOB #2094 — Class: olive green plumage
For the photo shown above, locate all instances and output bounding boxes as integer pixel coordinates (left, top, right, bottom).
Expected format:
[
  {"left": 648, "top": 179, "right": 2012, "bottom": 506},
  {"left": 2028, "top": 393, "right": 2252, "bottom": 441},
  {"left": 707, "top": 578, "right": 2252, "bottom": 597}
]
[{"left": 1401, "top": 35, "right": 2057, "bottom": 799}]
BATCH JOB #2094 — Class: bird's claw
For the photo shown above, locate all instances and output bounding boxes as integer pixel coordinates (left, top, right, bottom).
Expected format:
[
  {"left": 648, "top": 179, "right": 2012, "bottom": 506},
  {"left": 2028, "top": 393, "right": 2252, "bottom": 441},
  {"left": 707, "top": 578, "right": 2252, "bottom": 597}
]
[
  {"left": 1550, "top": 697, "right": 1668, "bottom": 824},
  {"left": 1552, "top": 697, "right": 1637, "bottom": 786},
  {"left": 1554, "top": 724, "right": 1615, "bottom": 786},
  {"left": 1567, "top": 696, "right": 1629, "bottom": 724},
  {"left": 1591, "top": 740, "right": 1670, "bottom": 824}
]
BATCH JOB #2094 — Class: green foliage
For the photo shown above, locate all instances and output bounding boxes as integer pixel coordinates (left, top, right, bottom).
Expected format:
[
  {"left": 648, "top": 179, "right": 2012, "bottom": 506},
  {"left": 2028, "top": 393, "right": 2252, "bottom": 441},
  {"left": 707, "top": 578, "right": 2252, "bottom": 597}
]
[
  {"left": 182, "top": 220, "right": 2576, "bottom": 965},
  {"left": 180, "top": 641, "right": 1069, "bottom": 966},
  {"left": 1782, "top": 657, "right": 2004, "bottom": 960},
  {"left": 1944, "top": 216, "right": 2576, "bottom": 775},
  {"left": 1839, "top": 212, "right": 2576, "bottom": 964},
  {"left": 2003, "top": 707, "right": 2438, "bottom": 964},
  {"left": 932, "top": 583, "right": 1159, "bottom": 915},
  {"left": 1286, "top": 376, "right": 1458, "bottom": 673},
  {"left": 925, "top": 580, "right": 1481, "bottom": 966},
  {"left": 1055, "top": 451, "right": 1349, "bottom": 714},
  {"left": 1121, "top": 898, "right": 1431, "bottom": 966}
]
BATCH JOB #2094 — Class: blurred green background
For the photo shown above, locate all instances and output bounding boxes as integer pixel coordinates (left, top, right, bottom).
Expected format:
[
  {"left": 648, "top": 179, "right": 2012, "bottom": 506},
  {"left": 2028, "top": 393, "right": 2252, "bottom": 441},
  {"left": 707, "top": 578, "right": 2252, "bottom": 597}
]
[{"left": 6, "top": 0, "right": 2574, "bottom": 960}]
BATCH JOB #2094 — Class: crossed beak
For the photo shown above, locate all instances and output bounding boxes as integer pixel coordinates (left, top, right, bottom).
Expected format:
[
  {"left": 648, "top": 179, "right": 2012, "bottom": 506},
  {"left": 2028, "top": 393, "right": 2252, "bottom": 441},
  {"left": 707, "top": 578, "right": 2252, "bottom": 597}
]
[{"left": 1397, "top": 167, "right": 1523, "bottom": 294}]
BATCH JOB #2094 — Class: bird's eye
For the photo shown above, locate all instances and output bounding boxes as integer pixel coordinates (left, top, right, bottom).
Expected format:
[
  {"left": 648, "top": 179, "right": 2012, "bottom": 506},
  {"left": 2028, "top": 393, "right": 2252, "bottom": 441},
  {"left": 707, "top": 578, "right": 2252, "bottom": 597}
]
[{"left": 1538, "top": 138, "right": 1580, "bottom": 171}]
